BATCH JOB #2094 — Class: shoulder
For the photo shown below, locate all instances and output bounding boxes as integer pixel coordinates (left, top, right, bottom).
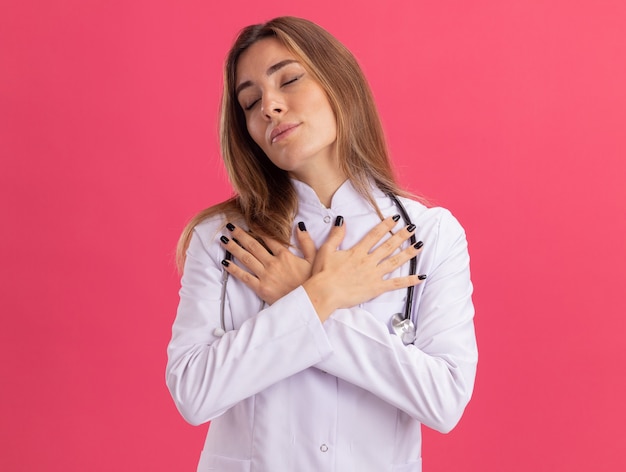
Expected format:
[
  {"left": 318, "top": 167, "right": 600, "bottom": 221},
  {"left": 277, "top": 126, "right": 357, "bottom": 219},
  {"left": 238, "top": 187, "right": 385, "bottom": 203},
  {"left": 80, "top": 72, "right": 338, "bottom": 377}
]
[
  {"left": 397, "top": 198, "right": 469, "bottom": 261},
  {"left": 189, "top": 213, "right": 236, "bottom": 258},
  {"left": 193, "top": 213, "right": 228, "bottom": 238},
  {"left": 189, "top": 199, "right": 245, "bottom": 244},
  {"left": 183, "top": 198, "right": 242, "bottom": 242},
  {"left": 399, "top": 198, "right": 465, "bottom": 235}
]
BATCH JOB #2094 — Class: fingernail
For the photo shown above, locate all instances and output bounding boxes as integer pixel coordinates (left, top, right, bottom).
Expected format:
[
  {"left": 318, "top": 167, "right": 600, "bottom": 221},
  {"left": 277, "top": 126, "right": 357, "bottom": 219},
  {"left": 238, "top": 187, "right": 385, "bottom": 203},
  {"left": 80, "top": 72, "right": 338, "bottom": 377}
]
[
  {"left": 298, "top": 221, "right": 307, "bottom": 231},
  {"left": 334, "top": 216, "right": 344, "bottom": 227},
  {"left": 226, "top": 222, "right": 235, "bottom": 231},
  {"left": 392, "top": 214, "right": 401, "bottom": 222},
  {"left": 220, "top": 235, "right": 229, "bottom": 244},
  {"left": 407, "top": 224, "right": 416, "bottom": 232},
  {"left": 414, "top": 241, "right": 423, "bottom": 249},
  {"left": 221, "top": 259, "right": 230, "bottom": 267},
  {"left": 418, "top": 274, "right": 427, "bottom": 280}
]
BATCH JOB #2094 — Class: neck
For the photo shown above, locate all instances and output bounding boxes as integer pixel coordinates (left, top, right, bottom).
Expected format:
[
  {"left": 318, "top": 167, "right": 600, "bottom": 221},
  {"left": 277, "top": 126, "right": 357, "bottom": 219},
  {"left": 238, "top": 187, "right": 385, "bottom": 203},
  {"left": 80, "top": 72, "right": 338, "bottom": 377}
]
[
  {"left": 290, "top": 160, "right": 348, "bottom": 208},
  {"left": 290, "top": 170, "right": 347, "bottom": 208},
  {"left": 312, "top": 175, "right": 348, "bottom": 208}
]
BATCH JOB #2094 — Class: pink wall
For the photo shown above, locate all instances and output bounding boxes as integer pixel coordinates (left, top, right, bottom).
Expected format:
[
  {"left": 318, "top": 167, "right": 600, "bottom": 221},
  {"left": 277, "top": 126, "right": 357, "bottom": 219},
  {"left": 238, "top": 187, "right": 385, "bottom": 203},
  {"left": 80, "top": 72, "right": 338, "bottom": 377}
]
[{"left": 2, "top": 1, "right": 625, "bottom": 470}]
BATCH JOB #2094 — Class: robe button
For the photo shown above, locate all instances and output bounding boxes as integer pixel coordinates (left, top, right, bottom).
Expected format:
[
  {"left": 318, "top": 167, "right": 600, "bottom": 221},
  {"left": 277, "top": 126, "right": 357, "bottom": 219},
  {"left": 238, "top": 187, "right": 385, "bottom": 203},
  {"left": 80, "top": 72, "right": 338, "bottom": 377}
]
[
  {"left": 323, "top": 216, "right": 331, "bottom": 223},
  {"left": 320, "top": 444, "right": 328, "bottom": 452}
]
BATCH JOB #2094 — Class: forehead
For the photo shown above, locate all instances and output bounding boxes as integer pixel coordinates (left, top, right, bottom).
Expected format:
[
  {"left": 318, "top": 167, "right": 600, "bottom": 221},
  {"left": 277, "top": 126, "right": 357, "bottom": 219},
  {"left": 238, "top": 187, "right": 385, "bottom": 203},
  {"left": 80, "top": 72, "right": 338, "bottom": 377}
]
[{"left": 235, "top": 37, "right": 298, "bottom": 83}]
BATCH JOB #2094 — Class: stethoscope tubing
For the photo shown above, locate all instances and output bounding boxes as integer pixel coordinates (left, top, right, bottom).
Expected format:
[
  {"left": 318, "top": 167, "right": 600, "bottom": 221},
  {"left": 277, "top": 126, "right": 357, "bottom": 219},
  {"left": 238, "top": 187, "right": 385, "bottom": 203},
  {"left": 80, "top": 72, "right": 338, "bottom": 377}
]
[{"left": 387, "top": 193, "right": 417, "bottom": 323}]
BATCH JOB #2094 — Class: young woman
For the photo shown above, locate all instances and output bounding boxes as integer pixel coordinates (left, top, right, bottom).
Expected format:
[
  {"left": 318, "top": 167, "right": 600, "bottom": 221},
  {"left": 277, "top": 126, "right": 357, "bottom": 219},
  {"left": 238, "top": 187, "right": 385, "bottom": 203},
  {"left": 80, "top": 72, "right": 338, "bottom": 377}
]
[{"left": 166, "top": 16, "right": 477, "bottom": 472}]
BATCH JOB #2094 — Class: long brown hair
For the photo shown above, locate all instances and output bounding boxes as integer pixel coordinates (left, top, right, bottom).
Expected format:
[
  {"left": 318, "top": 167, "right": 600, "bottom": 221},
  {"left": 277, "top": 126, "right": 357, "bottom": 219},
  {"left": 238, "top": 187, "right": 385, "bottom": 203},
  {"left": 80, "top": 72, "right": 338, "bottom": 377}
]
[{"left": 176, "top": 16, "right": 405, "bottom": 270}]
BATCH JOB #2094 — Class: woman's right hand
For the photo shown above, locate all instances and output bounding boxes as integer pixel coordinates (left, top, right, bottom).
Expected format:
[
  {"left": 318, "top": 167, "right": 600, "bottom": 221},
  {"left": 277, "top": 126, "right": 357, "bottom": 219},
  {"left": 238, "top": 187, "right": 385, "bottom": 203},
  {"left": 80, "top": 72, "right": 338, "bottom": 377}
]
[{"left": 302, "top": 215, "right": 425, "bottom": 322}]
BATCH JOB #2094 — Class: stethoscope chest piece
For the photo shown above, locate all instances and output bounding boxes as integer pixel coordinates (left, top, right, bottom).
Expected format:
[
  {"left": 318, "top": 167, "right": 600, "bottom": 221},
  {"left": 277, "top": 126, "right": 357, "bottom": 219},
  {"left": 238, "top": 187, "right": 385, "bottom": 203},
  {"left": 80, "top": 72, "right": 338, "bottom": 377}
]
[{"left": 390, "top": 313, "right": 416, "bottom": 345}]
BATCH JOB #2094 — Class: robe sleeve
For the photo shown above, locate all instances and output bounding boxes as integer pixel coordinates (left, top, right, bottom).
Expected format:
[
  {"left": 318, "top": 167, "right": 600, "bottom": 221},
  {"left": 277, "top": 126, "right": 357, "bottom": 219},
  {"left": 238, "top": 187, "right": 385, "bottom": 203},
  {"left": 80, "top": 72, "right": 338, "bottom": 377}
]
[
  {"left": 314, "top": 208, "right": 477, "bottom": 433},
  {"left": 166, "top": 220, "right": 333, "bottom": 426}
]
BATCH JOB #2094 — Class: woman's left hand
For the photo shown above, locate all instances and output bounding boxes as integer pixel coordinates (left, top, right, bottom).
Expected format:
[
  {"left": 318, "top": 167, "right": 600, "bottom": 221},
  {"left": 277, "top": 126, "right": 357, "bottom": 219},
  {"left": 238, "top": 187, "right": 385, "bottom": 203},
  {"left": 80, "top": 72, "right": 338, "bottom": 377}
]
[{"left": 219, "top": 222, "right": 316, "bottom": 305}]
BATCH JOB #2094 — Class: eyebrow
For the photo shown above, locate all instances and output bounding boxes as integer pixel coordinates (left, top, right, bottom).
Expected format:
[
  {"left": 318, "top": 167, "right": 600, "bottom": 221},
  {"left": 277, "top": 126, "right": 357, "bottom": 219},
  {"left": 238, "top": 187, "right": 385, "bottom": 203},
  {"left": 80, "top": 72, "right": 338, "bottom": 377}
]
[{"left": 235, "top": 59, "right": 299, "bottom": 97}]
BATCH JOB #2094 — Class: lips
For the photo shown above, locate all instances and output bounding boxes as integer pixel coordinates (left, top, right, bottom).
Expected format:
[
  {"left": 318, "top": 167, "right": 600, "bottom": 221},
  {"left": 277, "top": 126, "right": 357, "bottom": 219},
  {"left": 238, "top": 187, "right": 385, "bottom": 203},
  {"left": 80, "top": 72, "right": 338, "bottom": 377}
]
[{"left": 270, "top": 122, "right": 300, "bottom": 144}]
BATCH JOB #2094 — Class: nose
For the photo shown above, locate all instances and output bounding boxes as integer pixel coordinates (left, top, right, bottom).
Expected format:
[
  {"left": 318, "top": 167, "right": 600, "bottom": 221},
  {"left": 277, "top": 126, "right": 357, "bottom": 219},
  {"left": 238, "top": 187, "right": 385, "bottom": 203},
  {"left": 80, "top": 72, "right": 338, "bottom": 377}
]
[{"left": 261, "top": 92, "right": 286, "bottom": 119}]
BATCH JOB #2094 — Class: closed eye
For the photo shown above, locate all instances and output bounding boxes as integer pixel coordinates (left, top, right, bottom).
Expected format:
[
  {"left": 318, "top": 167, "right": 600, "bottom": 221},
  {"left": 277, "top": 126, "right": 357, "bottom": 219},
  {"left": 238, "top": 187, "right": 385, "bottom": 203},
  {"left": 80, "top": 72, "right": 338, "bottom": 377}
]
[
  {"left": 244, "top": 98, "right": 260, "bottom": 111},
  {"left": 242, "top": 73, "right": 304, "bottom": 111},
  {"left": 282, "top": 74, "right": 304, "bottom": 87}
]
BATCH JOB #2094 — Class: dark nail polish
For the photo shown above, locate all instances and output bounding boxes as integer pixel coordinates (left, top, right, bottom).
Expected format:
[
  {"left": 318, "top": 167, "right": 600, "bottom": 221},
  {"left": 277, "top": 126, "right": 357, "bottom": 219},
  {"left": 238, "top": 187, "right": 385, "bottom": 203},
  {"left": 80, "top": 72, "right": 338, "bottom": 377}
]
[
  {"left": 407, "top": 224, "right": 416, "bottom": 232},
  {"left": 334, "top": 216, "right": 344, "bottom": 227},
  {"left": 392, "top": 214, "right": 401, "bottom": 222},
  {"left": 414, "top": 241, "right": 423, "bottom": 249},
  {"left": 220, "top": 235, "right": 229, "bottom": 244},
  {"left": 226, "top": 222, "right": 235, "bottom": 231},
  {"left": 221, "top": 259, "right": 230, "bottom": 267},
  {"left": 298, "top": 221, "right": 307, "bottom": 231},
  {"left": 418, "top": 274, "right": 427, "bottom": 280}
]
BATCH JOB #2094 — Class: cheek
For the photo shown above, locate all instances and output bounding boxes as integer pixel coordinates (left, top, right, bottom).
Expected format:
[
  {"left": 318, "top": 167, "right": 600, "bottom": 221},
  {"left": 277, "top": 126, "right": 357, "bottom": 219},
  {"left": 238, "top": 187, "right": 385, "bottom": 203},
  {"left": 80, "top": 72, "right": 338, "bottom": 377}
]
[
  {"left": 328, "top": 113, "right": 338, "bottom": 137},
  {"left": 246, "top": 118, "right": 265, "bottom": 148},
  {"left": 320, "top": 108, "right": 337, "bottom": 140},
  {"left": 312, "top": 97, "right": 337, "bottom": 139}
]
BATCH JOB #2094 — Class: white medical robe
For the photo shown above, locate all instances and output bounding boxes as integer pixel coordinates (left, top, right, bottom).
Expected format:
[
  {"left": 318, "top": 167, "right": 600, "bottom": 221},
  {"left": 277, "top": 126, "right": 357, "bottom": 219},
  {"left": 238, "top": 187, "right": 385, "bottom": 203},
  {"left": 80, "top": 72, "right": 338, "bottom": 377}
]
[{"left": 166, "top": 179, "right": 477, "bottom": 471}]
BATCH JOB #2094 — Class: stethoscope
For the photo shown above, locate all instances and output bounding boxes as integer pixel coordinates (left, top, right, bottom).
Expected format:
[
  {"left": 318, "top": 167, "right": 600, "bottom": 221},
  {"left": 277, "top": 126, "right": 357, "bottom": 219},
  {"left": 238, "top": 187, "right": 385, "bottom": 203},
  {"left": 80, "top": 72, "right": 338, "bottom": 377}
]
[{"left": 214, "top": 193, "right": 418, "bottom": 345}]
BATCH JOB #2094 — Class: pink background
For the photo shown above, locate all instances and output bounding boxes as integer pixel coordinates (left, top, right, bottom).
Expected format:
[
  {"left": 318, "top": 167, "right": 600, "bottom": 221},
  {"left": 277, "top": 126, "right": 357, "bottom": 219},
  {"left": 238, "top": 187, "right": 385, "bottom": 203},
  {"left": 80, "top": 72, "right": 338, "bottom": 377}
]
[{"left": 2, "top": 1, "right": 625, "bottom": 470}]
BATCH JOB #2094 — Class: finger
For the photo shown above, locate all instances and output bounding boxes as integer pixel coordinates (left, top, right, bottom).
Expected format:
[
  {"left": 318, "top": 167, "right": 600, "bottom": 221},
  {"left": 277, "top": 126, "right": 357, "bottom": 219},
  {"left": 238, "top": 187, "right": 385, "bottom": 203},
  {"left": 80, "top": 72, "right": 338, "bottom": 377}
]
[
  {"left": 381, "top": 273, "right": 427, "bottom": 292},
  {"left": 369, "top": 223, "right": 417, "bottom": 262},
  {"left": 261, "top": 236, "right": 287, "bottom": 258},
  {"left": 320, "top": 216, "right": 346, "bottom": 253},
  {"left": 295, "top": 221, "right": 317, "bottom": 263},
  {"left": 220, "top": 258, "right": 261, "bottom": 292},
  {"left": 220, "top": 235, "right": 265, "bottom": 275},
  {"left": 351, "top": 215, "right": 401, "bottom": 254},
  {"left": 225, "top": 223, "right": 274, "bottom": 265},
  {"left": 377, "top": 239, "right": 424, "bottom": 274},
  {"left": 312, "top": 217, "right": 346, "bottom": 273}
]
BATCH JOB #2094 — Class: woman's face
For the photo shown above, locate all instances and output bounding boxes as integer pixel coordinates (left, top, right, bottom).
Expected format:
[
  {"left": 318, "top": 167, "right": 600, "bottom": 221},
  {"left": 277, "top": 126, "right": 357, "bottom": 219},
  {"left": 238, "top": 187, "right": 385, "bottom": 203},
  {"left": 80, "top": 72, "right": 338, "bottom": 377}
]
[{"left": 235, "top": 38, "right": 338, "bottom": 180}]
